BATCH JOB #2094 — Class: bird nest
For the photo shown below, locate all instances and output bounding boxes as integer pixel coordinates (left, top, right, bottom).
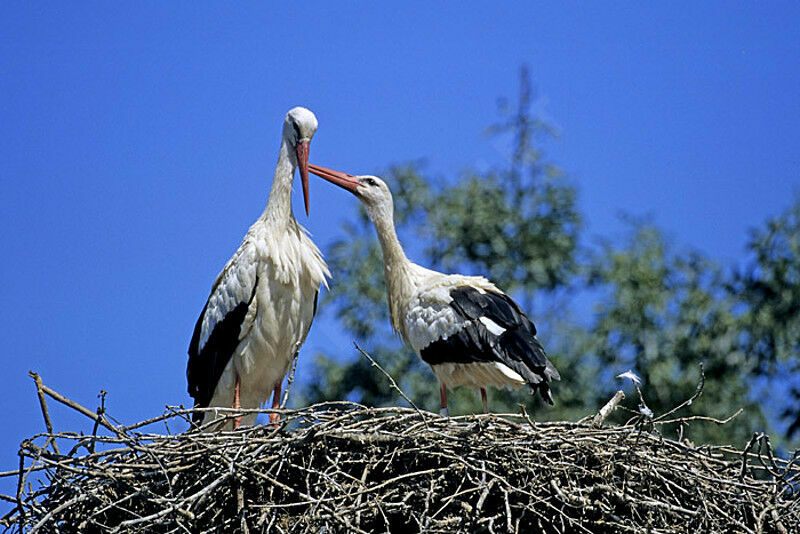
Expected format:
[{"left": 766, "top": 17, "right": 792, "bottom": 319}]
[{"left": 2, "top": 374, "right": 799, "bottom": 533}]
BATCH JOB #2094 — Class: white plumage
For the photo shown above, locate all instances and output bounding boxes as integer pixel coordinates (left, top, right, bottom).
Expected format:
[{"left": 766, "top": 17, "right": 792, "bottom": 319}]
[
  {"left": 404, "top": 289, "right": 465, "bottom": 351},
  {"left": 187, "top": 107, "right": 329, "bottom": 429},
  {"left": 308, "top": 165, "right": 559, "bottom": 415}
]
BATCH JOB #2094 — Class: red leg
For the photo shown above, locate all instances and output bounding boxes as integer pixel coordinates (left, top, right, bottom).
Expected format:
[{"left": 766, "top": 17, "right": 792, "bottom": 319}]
[
  {"left": 480, "top": 387, "right": 489, "bottom": 414},
  {"left": 233, "top": 374, "right": 242, "bottom": 429},
  {"left": 269, "top": 381, "right": 282, "bottom": 425},
  {"left": 440, "top": 382, "right": 449, "bottom": 417}
]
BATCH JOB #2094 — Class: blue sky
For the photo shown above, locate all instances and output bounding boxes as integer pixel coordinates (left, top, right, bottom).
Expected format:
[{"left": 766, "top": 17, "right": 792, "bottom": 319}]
[{"left": 1, "top": 3, "right": 799, "bottom": 498}]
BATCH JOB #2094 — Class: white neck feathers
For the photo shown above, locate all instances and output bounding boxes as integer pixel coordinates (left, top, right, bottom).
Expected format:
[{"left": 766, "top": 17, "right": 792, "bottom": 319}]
[
  {"left": 263, "top": 138, "right": 296, "bottom": 227},
  {"left": 366, "top": 202, "right": 419, "bottom": 335}
]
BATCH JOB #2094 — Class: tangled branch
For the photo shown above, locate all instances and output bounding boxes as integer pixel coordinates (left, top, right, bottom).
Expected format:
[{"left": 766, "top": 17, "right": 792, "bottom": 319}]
[{"left": 1, "top": 374, "right": 798, "bottom": 533}]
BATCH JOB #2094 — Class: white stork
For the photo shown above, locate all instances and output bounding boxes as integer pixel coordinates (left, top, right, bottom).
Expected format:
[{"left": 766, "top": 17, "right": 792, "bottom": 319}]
[
  {"left": 187, "top": 107, "right": 329, "bottom": 429},
  {"left": 308, "top": 164, "right": 559, "bottom": 415}
]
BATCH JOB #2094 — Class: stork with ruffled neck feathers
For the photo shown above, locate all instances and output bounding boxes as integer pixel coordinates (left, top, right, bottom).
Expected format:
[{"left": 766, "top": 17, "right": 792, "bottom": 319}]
[{"left": 187, "top": 107, "right": 329, "bottom": 429}]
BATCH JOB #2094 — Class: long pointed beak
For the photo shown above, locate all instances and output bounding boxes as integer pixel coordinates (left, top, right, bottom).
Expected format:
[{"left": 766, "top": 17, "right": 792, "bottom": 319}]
[
  {"left": 295, "top": 140, "right": 311, "bottom": 216},
  {"left": 308, "top": 164, "right": 361, "bottom": 196}
]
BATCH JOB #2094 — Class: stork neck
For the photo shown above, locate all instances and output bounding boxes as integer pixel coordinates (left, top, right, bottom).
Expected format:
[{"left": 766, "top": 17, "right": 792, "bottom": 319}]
[
  {"left": 371, "top": 208, "right": 409, "bottom": 270},
  {"left": 369, "top": 206, "right": 418, "bottom": 335},
  {"left": 263, "top": 139, "right": 296, "bottom": 227}
]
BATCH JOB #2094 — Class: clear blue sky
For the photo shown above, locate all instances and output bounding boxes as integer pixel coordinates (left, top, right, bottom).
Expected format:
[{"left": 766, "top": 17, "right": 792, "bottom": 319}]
[{"left": 1, "top": 3, "right": 799, "bottom": 498}]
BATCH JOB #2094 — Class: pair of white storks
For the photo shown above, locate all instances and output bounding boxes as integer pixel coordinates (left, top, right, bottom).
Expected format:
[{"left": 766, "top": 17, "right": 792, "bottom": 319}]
[{"left": 186, "top": 108, "right": 558, "bottom": 427}]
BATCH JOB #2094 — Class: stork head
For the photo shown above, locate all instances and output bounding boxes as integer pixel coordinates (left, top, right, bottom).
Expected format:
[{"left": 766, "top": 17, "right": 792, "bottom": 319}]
[
  {"left": 284, "top": 107, "right": 318, "bottom": 216},
  {"left": 308, "top": 164, "right": 394, "bottom": 221}
]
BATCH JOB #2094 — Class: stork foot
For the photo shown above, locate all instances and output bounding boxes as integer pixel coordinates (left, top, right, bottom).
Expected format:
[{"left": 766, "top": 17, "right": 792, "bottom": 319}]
[
  {"left": 233, "top": 375, "right": 242, "bottom": 429},
  {"left": 439, "top": 382, "right": 449, "bottom": 417},
  {"left": 269, "top": 381, "right": 282, "bottom": 427}
]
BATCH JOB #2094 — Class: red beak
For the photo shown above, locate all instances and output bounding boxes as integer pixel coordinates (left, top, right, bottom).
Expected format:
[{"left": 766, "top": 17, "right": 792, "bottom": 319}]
[
  {"left": 308, "top": 164, "right": 361, "bottom": 196},
  {"left": 295, "top": 141, "right": 311, "bottom": 216}
]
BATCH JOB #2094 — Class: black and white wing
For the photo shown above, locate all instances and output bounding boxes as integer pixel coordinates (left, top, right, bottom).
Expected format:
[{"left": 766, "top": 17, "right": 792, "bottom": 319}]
[
  {"left": 413, "top": 285, "right": 560, "bottom": 404},
  {"left": 187, "top": 243, "right": 259, "bottom": 421}
]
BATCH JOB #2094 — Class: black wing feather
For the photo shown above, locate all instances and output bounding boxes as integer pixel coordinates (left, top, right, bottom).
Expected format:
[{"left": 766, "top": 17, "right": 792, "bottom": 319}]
[
  {"left": 420, "top": 286, "right": 559, "bottom": 404},
  {"left": 186, "top": 277, "right": 258, "bottom": 421}
]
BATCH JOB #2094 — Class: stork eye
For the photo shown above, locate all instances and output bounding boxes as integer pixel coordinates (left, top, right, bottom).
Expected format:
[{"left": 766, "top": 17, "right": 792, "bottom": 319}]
[
  {"left": 364, "top": 178, "right": 378, "bottom": 186},
  {"left": 291, "top": 121, "right": 301, "bottom": 139}
]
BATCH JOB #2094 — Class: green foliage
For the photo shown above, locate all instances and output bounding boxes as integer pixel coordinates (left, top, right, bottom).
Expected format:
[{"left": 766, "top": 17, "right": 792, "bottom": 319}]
[
  {"left": 735, "top": 197, "right": 800, "bottom": 438},
  {"left": 582, "top": 223, "right": 765, "bottom": 444},
  {"left": 426, "top": 169, "right": 580, "bottom": 295},
  {"left": 738, "top": 197, "right": 800, "bottom": 367}
]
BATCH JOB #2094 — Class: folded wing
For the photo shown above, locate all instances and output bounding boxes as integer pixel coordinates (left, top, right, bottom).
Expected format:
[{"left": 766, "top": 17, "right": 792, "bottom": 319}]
[
  {"left": 187, "top": 244, "right": 259, "bottom": 420},
  {"left": 415, "top": 285, "right": 559, "bottom": 404}
]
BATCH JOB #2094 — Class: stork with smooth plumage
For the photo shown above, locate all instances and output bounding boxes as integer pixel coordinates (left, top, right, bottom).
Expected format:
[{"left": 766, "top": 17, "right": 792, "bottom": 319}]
[
  {"left": 308, "top": 164, "right": 559, "bottom": 415},
  {"left": 187, "top": 107, "right": 329, "bottom": 429}
]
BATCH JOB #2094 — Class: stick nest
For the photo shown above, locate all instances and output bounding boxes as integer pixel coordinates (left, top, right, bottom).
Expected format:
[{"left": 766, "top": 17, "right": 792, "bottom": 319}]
[{"left": 3, "top": 392, "right": 799, "bottom": 534}]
